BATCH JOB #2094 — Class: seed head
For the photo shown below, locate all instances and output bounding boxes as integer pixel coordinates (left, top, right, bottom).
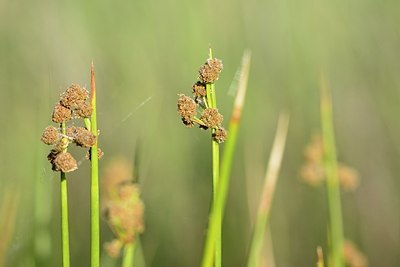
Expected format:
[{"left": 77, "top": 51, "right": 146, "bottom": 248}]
[
  {"left": 104, "top": 239, "right": 122, "bottom": 258},
  {"left": 201, "top": 108, "right": 223, "bottom": 128},
  {"left": 75, "top": 102, "right": 93, "bottom": 118},
  {"left": 41, "top": 126, "right": 59, "bottom": 145},
  {"left": 60, "top": 84, "right": 89, "bottom": 109},
  {"left": 53, "top": 152, "right": 77, "bottom": 172},
  {"left": 52, "top": 103, "right": 72, "bottom": 123},
  {"left": 192, "top": 81, "right": 207, "bottom": 98},
  {"left": 67, "top": 126, "right": 96, "bottom": 147},
  {"left": 86, "top": 147, "right": 104, "bottom": 161},
  {"left": 177, "top": 94, "right": 197, "bottom": 122},
  {"left": 338, "top": 164, "right": 360, "bottom": 191},
  {"left": 213, "top": 127, "right": 228, "bottom": 143},
  {"left": 199, "top": 58, "right": 223, "bottom": 83}
]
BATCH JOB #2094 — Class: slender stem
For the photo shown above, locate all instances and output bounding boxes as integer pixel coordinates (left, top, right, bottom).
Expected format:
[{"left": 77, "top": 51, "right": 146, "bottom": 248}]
[
  {"left": 60, "top": 122, "right": 70, "bottom": 267},
  {"left": 320, "top": 76, "right": 344, "bottom": 267},
  {"left": 90, "top": 62, "right": 100, "bottom": 267},
  {"left": 122, "top": 242, "right": 136, "bottom": 267},
  {"left": 247, "top": 113, "right": 289, "bottom": 267},
  {"left": 202, "top": 51, "right": 251, "bottom": 267}
]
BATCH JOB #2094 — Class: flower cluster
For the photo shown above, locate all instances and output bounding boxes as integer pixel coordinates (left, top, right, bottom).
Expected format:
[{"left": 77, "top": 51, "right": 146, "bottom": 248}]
[
  {"left": 299, "top": 134, "right": 359, "bottom": 191},
  {"left": 177, "top": 57, "right": 227, "bottom": 143},
  {"left": 102, "top": 157, "right": 145, "bottom": 258},
  {"left": 41, "top": 84, "right": 102, "bottom": 172}
]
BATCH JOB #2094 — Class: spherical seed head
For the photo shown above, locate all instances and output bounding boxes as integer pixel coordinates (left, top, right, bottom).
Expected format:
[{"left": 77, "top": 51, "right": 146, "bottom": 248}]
[
  {"left": 338, "top": 164, "right": 359, "bottom": 191},
  {"left": 201, "top": 108, "right": 223, "bottom": 128},
  {"left": 177, "top": 94, "right": 197, "bottom": 122},
  {"left": 73, "top": 127, "right": 96, "bottom": 148},
  {"left": 53, "top": 152, "right": 77, "bottom": 172},
  {"left": 213, "top": 127, "right": 228, "bottom": 143},
  {"left": 104, "top": 239, "right": 122, "bottom": 258},
  {"left": 192, "top": 81, "right": 207, "bottom": 98},
  {"left": 60, "top": 84, "right": 89, "bottom": 109},
  {"left": 299, "top": 163, "right": 325, "bottom": 186},
  {"left": 75, "top": 102, "right": 93, "bottom": 118},
  {"left": 52, "top": 103, "right": 72, "bottom": 123},
  {"left": 41, "top": 126, "right": 59, "bottom": 145},
  {"left": 199, "top": 58, "right": 223, "bottom": 83},
  {"left": 86, "top": 147, "right": 104, "bottom": 161}
]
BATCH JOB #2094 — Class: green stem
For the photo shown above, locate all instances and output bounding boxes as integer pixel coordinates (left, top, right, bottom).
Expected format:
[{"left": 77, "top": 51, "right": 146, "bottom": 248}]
[
  {"left": 320, "top": 77, "right": 344, "bottom": 267},
  {"left": 201, "top": 51, "right": 251, "bottom": 267},
  {"left": 122, "top": 242, "right": 136, "bottom": 267},
  {"left": 90, "top": 63, "right": 100, "bottom": 267},
  {"left": 60, "top": 122, "right": 70, "bottom": 267}
]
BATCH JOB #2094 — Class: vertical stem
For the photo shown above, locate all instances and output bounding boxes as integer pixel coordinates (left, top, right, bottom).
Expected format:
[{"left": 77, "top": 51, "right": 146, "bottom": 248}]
[
  {"left": 122, "top": 242, "right": 136, "bottom": 267},
  {"left": 320, "top": 77, "right": 344, "bottom": 267},
  {"left": 90, "top": 62, "right": 100, "bottom": 267},
  {"left": 60, "top": 122, "right": 70, "bottom": 267}
]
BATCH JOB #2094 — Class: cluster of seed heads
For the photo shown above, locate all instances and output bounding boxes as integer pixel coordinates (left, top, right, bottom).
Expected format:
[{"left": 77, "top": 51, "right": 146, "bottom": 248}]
[
  {"left": 41, "top": 84, "right": 102, "bottom": 172},
  {"left": 177, "top": 58, "right": 227, "bottom": 143}
]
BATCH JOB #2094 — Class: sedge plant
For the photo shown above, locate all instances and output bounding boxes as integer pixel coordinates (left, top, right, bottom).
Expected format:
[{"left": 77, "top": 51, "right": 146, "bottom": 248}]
[
  {"left": 40, "top": 67, "right": 102, "bottom": 267},
  {"left": 177, "top": 49, "right": 227, "bottom": 267}
]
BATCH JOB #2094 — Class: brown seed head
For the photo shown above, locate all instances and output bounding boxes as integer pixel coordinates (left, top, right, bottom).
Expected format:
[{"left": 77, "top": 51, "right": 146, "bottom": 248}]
[
  {"left": 52, "top": 103, "right": 72, "bottom": 123},
  {"left": 304, "top": 134, "right": 324, "bottom": 163},
  {"left": 338, "top": 164, "right": 360, "bottom": 191},
  {"left": 213, "top": 127, "right": 228, "bottom": 143},
  {"left": 199, "top": 58, "right": 223, "bottom": 83},
  {"left": 75, "top": 102, "right": 93, "bottom": 118},
  {"left": 343, "top": 240, "right": 368, "bottom": 267},
  {"left": 74, "top": 127, "right": 96, "bottom": 148},
  {"left": 41, "top": 126, "right": 59, "bottom": 145},
  {"left": 177, "top": 94, "right": 197, "bottom": 122},
  {"left": 86, "top": 147, "right": 104, "bottom": 161},
  {"left": 192, "top": 81, "right": 207, "bottom": 98},
  {"left": 53, "top": 152, "right": 77, "bottom": 172},
  {"left": 299, "top": 163, "right": 325, "bottom": 186},
  {"left": 201, "top": 108, "right": 223, "bottom": 128},
  {"left": 104, "top": 239, "right": 122, "bottom": 258},
  {"left": 60, "top": 84, "right": 89, "bottom": 109}
]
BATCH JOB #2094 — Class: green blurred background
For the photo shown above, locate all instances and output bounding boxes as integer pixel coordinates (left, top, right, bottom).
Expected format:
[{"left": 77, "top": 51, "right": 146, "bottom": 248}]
[{"left": 0, "top": 0, "right": 399, "bottom": 266}]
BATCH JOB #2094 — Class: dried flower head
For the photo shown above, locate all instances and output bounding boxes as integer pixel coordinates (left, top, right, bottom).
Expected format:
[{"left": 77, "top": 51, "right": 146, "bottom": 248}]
[
  {"left": 192, "top": 81, "right": 207, "bottom": 98},
  {"left": 68, "top": 127, "right": 96, "bottom": 148},
  {"left": 177, "top": 94, "right": 197, "bottom": 122},
  {"left": 104, "top": 239, "right": 122, "bottom": 258},
  {"left": 53, "top": 152, "right": 77, "bottom": 172},
  {"left": 199, "top": 58, "right": 223, "bottom": 83},
  {"left": 213, "top": 127, "right": 228, "bottom": 143},
  {"left": 52, "top": 103, "right": 72, "bottom": 123},
  {"left": 299, "top": 163, "right": 325, "bottom": 186},
  {"left": 201, "top": 108, "right": 223, "bottom": 128},
  {"left": 75, "top": 102, "right": 93, "bottom": 118},
  {"left": 60, "top": 84, "right": 89, "bottom": 109},
  {"left": 343, "top": 240, "right": 368, "bottom": 267},
  {"left": 338, "top": 164, "right": 360, "bottom": 191},
  {"left": 41, "top": 126, "right": 59, "bottom": 145},
  {"left": 304, "top": 134, "right": 324, "bottom": 163},
  {"left": 86, "top": 147, "right": 104, "bottom": 161}
]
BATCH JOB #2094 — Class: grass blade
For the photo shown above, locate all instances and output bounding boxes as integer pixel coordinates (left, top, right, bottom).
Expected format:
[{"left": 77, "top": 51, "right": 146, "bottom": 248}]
[
  {"left": 247, "top": 112, "right": 289, "bottom": 267},
  {"left": 320, "top": 76, "right": 344, "bottom": 267}
]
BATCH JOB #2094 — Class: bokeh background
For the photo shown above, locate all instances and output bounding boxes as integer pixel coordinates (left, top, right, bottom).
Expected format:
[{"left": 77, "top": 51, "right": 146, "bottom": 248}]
[{"left": 0, "top": 0, "right": 399, "bottom": 266}]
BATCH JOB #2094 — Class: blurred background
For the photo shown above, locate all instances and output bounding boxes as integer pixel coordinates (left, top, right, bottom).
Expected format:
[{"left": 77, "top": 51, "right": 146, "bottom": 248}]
[{"left": 0, "top": 0, "right": 399, "bottom": 266}]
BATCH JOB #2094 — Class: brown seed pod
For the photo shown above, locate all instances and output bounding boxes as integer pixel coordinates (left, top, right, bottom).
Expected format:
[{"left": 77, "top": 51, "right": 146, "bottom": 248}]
[
  {"left": 41, "top": 126, "right": 59, "bottom": 145},
  {"left": 213, "top": 127, "right": 228, "bottom": 143},
  {"left": 86, "top": 147, "right": 104, "bottom": 161},
  {"left": 192, "top": 81, "right": 207, "bottom": 98},
  {"left": 68, "top": 127, "right": 96, "bottom": 148},
  {"left": 53, "top": 152, "right": 77, "bottom": 172},
  {"left": 60, "top": 84, "right": 89, "bottom": 109},
  {"left": 199, "top": 58, "right": 223, "bottom": 83},
  {"left": 177, "top": 94, "right": 197, "bottom": 122},
  {"left": 75, "top": 102, "right": 93, "bottom": 118},
  {"left": 52, "top": 103, "right": 72, "bottom": 123},
  {"left": 201, "top": 108, "right": 223, "bottom": 128}
]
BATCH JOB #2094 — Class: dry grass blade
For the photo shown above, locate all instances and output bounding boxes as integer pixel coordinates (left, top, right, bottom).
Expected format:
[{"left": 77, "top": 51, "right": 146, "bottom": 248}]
[{"left": 247, "top": 112, "right": 290, "bottom": 267}]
